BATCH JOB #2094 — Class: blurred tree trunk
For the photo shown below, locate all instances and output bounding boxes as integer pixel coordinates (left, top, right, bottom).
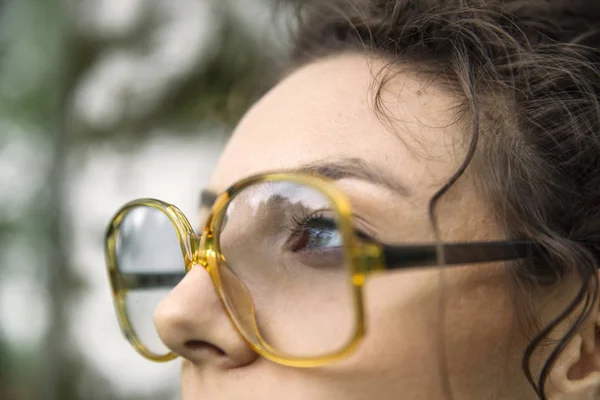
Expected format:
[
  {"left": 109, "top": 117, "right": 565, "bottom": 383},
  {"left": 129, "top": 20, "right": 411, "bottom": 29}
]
[{"left": 0, "top": 1, "right": 281, "bottom": 399}]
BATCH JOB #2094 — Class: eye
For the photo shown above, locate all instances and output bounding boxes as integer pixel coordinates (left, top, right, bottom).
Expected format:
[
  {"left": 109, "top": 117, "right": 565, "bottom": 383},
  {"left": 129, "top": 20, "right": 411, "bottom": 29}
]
[{"left": 286, "top": 212, "right": 342, "bottom": 253}]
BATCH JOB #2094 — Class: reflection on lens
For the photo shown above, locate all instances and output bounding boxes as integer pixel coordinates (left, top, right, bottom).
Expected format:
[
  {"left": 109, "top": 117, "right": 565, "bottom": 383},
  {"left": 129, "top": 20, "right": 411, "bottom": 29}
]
[
  {"left": 125, "top": 289, "right": 172, "bottom": 354},
  {"left": 115, "top": 206, "right": 185, "bottom": 356},
  {"left": 218, "top": 180, "right": 355, "bottom": 358}
]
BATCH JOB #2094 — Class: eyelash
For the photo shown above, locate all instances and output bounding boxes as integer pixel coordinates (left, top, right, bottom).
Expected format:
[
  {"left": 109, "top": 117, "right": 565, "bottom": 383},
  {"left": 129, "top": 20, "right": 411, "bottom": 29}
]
[
  {"left": 285, "top": 211, "right": 329, "bottom": 238},
  {"left": 285, "top": 211, "right": 373, "bottom": 243}
]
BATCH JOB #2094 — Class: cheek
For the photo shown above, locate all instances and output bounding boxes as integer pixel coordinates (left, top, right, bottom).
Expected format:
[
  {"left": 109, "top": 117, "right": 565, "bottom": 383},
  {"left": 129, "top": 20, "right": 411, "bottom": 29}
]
[
  {"left": 338, "top": 267, "right": 526, "bottom": 397},
  {"left": 338, "top": 270, "right": 447, "bottom": 389},
  {"left": 440, "top": 267, "right": 534, "bottom": 397}
]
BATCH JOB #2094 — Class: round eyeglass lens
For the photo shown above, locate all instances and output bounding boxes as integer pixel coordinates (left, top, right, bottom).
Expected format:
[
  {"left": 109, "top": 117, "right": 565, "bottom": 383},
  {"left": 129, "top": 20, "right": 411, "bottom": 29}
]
[
  {"left": 114, "top": 205, "right": 185, "bottom": 356},
  {"left": 217, "top": 180, "right": 356, "bottom": 358}
]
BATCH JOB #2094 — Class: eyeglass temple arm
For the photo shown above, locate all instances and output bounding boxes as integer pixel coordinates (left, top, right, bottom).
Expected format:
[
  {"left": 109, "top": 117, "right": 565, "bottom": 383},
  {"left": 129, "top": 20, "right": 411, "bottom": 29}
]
[
  {"left": 382, "top": 240, "right": 540, "bottom": 270},
  {"left": 117, "top": 242, "right": 539, "bottom": 287},
  {"left": 120, "top": 272, "right": 186, "bottom": 289}
]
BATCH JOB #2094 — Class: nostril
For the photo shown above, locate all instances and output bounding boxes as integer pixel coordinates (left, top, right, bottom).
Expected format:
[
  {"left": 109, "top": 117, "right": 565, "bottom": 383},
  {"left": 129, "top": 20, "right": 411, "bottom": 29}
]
[{"left": 184, "top": 340, "right": 226, "bottom": 356}]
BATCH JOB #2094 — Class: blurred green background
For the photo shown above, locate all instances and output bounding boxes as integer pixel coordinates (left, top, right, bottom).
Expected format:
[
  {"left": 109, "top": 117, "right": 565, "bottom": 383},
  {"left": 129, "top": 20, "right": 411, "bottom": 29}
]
[{"left": 0, "top": 1, "right": 288, "bottom": 399}]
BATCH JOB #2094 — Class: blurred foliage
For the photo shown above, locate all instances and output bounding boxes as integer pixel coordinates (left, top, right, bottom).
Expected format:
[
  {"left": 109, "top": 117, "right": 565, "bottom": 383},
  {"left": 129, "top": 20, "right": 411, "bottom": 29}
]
[
  {"left": 0, "top": 0, "right": 282, "bottom": 399},
  {"left": 65, "top": 6, "right": 278, "bottom": 143}
]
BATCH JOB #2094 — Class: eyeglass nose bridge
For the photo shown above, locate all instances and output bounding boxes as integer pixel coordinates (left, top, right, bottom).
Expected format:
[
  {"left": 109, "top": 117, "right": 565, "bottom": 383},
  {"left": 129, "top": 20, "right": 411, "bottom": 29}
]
[{"left": 187, "top": 229, "right": 219, "bottom": 277}]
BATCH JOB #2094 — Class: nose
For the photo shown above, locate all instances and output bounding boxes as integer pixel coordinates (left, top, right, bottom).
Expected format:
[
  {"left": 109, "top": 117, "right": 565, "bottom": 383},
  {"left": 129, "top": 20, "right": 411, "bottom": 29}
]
[{"left": 153, "top": 264, "right": 258, "bottom": 368}]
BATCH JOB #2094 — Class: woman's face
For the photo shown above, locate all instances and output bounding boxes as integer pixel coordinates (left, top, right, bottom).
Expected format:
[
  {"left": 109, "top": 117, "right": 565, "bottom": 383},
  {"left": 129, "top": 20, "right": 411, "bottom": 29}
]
[{"left": 154, "top": 53, "right": 537, "bottom": 400}]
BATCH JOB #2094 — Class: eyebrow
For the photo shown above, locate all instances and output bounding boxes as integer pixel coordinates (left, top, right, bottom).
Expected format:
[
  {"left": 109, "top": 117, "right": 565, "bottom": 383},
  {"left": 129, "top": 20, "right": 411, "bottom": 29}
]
[{"left": 199, "top": 158, "right": 410, "bottom": 209}]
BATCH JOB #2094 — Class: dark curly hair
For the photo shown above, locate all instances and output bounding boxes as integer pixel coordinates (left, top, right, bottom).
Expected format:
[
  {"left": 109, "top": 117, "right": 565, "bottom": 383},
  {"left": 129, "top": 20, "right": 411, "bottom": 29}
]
[{"left": 277, "top": 0, "right": 600, "bottom": 399}]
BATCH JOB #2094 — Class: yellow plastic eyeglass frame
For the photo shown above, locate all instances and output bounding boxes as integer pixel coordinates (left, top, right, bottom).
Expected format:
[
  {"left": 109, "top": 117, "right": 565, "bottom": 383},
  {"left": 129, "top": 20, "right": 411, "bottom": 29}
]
[
  {"left": 105, "top": 172, "right": 382, "bottom": 368},
  {"left": 105, "top": 172, "right": 538, "bottom": 368}
]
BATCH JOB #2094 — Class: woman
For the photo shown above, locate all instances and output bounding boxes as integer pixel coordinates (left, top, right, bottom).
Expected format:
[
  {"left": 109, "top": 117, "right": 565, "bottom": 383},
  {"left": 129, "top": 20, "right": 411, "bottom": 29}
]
[{"left": 104, "top": 0, "right": 600, "bottom": 399}]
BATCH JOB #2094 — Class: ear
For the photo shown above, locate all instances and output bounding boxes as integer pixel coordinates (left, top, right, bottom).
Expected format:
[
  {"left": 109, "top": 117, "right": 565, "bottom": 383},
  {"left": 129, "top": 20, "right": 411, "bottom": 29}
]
[{"left": 546, "top": 318, "right": 600, "bottom": 399}]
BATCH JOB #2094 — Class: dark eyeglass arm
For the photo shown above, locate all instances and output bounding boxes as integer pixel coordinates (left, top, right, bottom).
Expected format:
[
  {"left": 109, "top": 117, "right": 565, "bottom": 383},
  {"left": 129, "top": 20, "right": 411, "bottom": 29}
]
[
  {"left": 120, "top": 272, "right": 186, "bottom": 289},
  {"left": 382, "top": 240, "right": 540, "bottom": 270}
]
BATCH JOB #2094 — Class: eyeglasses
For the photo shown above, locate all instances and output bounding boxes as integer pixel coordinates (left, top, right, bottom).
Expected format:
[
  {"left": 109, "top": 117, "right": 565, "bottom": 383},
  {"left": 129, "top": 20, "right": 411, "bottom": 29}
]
[{"left": 104, "top": 172, "right": 539, "bottom": 367}]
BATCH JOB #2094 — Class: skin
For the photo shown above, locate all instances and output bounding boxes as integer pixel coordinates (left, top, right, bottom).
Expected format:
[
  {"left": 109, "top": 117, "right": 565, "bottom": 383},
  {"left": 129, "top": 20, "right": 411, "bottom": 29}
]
[{"left": 152, "top": 53, "right": 600, "bottom": 399}]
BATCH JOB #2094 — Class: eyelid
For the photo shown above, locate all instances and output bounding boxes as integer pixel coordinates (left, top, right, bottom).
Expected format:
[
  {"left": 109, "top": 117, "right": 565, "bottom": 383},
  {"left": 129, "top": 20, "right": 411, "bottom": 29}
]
[
  {"left": 290, "top": 209, "right": 376, "bottom": 243},
  {"left": 349, "top": 214, "right": 378, "bottom": 242}
]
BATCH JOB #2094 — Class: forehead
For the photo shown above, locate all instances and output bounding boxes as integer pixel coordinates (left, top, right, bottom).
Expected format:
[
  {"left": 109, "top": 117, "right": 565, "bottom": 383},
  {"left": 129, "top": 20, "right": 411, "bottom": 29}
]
[{"left": 210, "top": 53, "right": 464, "bottom": 196}]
